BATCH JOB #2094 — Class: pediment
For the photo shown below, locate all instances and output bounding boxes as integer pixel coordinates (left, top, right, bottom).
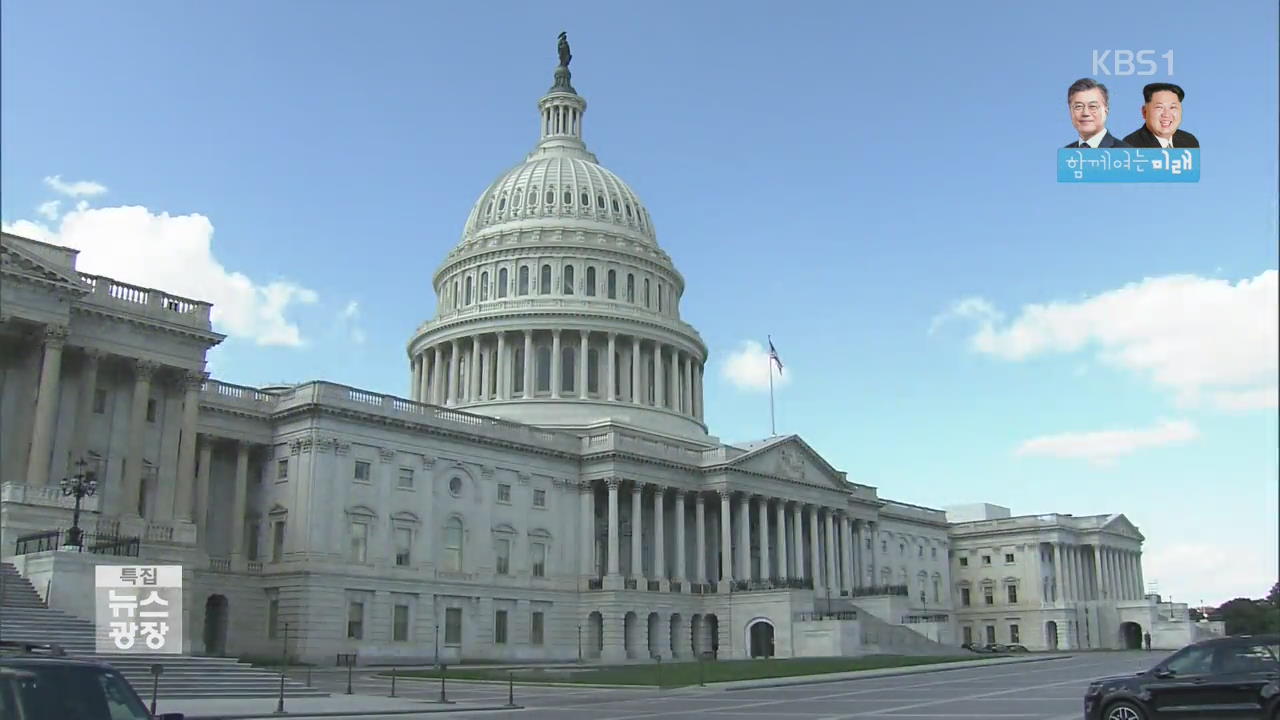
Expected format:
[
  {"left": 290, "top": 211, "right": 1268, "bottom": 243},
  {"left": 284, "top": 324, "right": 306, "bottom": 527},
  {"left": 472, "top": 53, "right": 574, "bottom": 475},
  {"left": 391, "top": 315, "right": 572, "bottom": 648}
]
[
  {"left": 1101, "top": 514, "right": 1144, "bottom": 541},
  {"left": 0, "top": 233, "right": 88, "bottom": 292},
  {"left": 725, "top": 435, "right": 848, "bottom": 491}
]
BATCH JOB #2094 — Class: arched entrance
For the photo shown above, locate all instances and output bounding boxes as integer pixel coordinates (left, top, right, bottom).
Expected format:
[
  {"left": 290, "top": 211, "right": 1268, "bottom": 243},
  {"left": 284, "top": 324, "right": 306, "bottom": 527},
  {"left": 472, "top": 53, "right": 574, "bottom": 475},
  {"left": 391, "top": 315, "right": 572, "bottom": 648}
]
[
  {"left": 690, "top": 614, "right": 704, "bottom": 657},
  {"left": 646, "top": 612, "right": 661, "bottom": 658},
  {"left": 748, "top": 619, "right": 775, "bottom": 658},
  {"left": 624, "top": 611, "right": 639, "bottom": 659},
  {"left": 587, "top": 611, "right": 603, "bottom": 659},
  {"left": 203, "top": 594, "right": 229, "bottom": 656},
  {"left": 705, "top": 614, "right": 719, "bottom": 659},
  {"left": 1045, "top": 621, "right": 1059, "bottom": 650},
  {"left": 669, "top": 613, "right": 683, "bottom": 659},
  {"left": 1119, "top": 622, "right": 1142, "bottom": 649}
]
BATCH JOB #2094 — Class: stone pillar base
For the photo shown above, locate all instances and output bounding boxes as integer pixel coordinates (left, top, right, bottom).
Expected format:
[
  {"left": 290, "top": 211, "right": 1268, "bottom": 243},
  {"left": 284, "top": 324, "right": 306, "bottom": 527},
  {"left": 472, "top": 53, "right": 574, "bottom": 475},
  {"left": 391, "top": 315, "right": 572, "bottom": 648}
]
[
  {"left": 658, "top": 579, "right": 670, "bottom": 592},
  {"left": 718, "top": 580, "right": 733, "bottom": 593},
  {"left": 603, "top": 574, "right": 624, "bottom": 591}
]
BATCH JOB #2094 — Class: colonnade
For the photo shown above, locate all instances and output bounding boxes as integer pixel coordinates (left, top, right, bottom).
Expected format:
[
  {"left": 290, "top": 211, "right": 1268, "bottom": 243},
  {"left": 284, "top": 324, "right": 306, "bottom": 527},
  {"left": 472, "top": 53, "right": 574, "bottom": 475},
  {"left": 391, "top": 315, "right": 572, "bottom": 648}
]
[
  {"left": 579, "top": 478, "right": 878, "bottom": 594},
  {"left": 1051, "top": 543, "right": 1145, "bottom": 602},
  {"left": 410, "top": 329, "right": 704, "bottom": 420}
]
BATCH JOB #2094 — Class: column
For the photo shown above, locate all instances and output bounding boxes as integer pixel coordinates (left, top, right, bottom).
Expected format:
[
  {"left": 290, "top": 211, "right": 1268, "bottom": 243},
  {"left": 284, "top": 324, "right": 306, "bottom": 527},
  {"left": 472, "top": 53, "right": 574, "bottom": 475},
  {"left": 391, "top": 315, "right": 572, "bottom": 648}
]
[
  {"left": 630, "top": 337, "right": 642, "bottom": 404},
  {"left": 630, "top": 482, "right": 644, "bottom": 579},
  {"left": 419, "top": 351, "right": 430, "bottom": 403},
  {"left": 718, "top": 490, "right": 733, "bottom": 584},
  {"left": 122, "top": 360, "right": 156, "bottom": 516},
  {"left": 1128, "top": 551, "right": 1139, "bottom": 599},
  {"left": 1053, "top": 543, "right": 1067, "bottom": 603},
  {"left": 194, "top": 436, "right": 212, "bottom": 535},
  {"left": 523, "top": 331, "right": 534, "bottom": 399},
  {"left": 653, "top": 342, "right": 665, "bottom": 409},
  {"left": 808, "top": 506, "right": 822, "bottom": 584},
  {"left": 447, "top": 340, "right": 460, "bottom": 404},
  {"left": 606, "top": 479, "right": 620, "bottom": 577},
  {"left": 652, "top": 487, "right": 665, "bottom": 583},
  {"left": 495, "top": 333, "right": 507, "bottom": 401},
  {"left": 468, "top": 337, "right": 480, "bottom": 401},
  {"left": 695, "top": 493, "right": 707, "bottom": 584},
  {"left": 173, "top": 371, "right": 204, "bottom": 522},
  {"left": 674, "top": 491, "right": 687, "bottom": 583},
  {"left": 229, "top": 442, "right": 250, "bottom": 560},
  {"left": 1094, "top": 545, "right": 1106, "bottom": 600},
  {"left": 683, "top": 354, "right": 693, "bottom": 416},
  {"left": 410, "top": 355, "right": 421, "bottom": 401},
  {"left": 669, "top": 348, "right": 680, "bottom": 412},
  {"left": 606, "top": 333, "right": 617, "bottom": 400},
  {"left": 1136, "top": 551, "right": 1145, "bottom": 598},
  {"left": 758, "top": 497, "right": 771, "bottom": 581},
  {"left": 792, "top": 503, "right": 804, "bottom": 579},
  {"left": 824, "top": 510, "right": 838, "bottom": 592},
  {"left": 479, "top": 340, "right": 491, "bottom": 401},
  {"left": 692, "top": 362, "right": 703, "bottom": 420},
  {"left": 579, "top": 481, "right": 594, "bottom": 575},
  {"left": 578, "top": 331, "right": 589, "bottom": 398},
  {"left": 776, "top": 501, "right": 789, "bottom": 580},
  {"left": 431, "top": 346, "right": 445, "bottom": 404},
  {"left": 867, "top": 521, "right": 879, "bottom": 585},
  {"left": 69, "top": 348, "right": 101, "bottom": 472},
  {"left": 1069, "top": 546, "right": 1082, "bottom": 600},
  {"left": 737, "top": 492, "right": 751, "bottom": 581},
  {"left": 551, "top": 330, "right": 562, "bottom": 399},
  {"left": 841, "top": 515, "right": 854, "bottom": 595},
  {"left": 25, "top": 326, "right": 68, "bottom": 486}
]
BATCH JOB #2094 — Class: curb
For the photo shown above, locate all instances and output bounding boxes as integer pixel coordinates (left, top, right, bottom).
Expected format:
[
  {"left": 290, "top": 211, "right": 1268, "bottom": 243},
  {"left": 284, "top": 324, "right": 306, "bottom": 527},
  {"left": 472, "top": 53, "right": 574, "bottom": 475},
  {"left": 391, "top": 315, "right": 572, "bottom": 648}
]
[
  {"left": 716, "top": 654, "right": 1073, "bottom": 690},
  {"left": 186, "top": 703, "right": 520, "bottom": 719}
]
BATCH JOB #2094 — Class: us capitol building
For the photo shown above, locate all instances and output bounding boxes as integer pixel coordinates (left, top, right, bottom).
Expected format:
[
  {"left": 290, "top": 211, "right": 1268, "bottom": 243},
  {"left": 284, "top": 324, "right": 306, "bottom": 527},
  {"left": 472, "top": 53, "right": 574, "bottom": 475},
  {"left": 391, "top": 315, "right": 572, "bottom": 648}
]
[{"left": 0, "top": 38, "right": 1205, "bottom": 663}]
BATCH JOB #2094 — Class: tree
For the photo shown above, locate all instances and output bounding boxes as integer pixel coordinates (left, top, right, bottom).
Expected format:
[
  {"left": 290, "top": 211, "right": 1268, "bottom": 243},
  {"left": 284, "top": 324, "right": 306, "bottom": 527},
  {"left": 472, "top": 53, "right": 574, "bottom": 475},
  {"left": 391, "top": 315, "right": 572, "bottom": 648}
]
[
  {"left": 1214, "top": 597, "right": 1280, "bottom": 635},
  {"left": 1267, "top": 581, "right": 1279, "bottom": 607}
]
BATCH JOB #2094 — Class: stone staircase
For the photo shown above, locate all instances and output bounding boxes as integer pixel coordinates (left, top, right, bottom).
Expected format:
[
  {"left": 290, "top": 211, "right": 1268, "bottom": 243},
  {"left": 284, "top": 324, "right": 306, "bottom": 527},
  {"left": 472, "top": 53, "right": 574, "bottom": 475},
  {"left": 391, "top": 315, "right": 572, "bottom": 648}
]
[
  {"left": 1, "top": 562, "right": 328, "bottom": 699},
  {"left": 843, "top": 601, "right": 959, "bottom": 656}
]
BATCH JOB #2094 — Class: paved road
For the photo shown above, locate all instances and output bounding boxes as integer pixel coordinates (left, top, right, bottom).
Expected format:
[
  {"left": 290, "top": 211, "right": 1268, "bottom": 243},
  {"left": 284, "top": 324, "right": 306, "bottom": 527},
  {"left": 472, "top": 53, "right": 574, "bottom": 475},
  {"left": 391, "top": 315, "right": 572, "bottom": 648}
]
[{"left": 293, "top": 651, "right": 1161, "bottom": 719}]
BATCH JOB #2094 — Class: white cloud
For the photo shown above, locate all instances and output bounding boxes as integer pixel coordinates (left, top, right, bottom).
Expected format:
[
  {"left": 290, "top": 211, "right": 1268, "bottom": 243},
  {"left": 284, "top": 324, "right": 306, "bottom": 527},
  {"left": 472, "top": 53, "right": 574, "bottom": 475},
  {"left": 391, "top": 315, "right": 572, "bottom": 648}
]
[
  {"left": 3, "top": 204, "right": 319, "bottom": 347},
  {"left": 935, "top": 272, "right": 1279, "bottom": 411},
  {"left": 1014, "top": 419, "right": 1198, "bottom": 465},
  {"left": 1144, "top": 541, "right": 1276, "bottom": 606},
  {"left": 721, "top": 339, "right": 790, "bottom": 392},
  {"left": 36, "top": 200, "right": 61, "bottom": 221},
  {"left": 43, "top": 175, "right": 107, "bottom": 198},
  {"left": 338, "top": 300, "right": 366, "bottom": 345},
  {"left": 1209, "top": 385, "right": 1278, "bottom": 412}
]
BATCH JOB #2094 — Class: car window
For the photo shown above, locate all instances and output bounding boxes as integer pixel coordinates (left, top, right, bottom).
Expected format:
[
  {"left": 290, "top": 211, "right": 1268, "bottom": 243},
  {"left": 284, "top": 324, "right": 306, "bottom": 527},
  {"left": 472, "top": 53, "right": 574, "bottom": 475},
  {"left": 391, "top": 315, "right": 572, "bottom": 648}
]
[
  {"left": 98, "top": 670, "right": 150, "bottom": 720},
  {"left": 1164, "top": 645, "right": 1214, "bottom": 675},
  {"left": 5, "top": 665, "right": 150, "bottom": 720},
  {"left": 1217, "top": 644, "right": 1280, "bottom": 674}
]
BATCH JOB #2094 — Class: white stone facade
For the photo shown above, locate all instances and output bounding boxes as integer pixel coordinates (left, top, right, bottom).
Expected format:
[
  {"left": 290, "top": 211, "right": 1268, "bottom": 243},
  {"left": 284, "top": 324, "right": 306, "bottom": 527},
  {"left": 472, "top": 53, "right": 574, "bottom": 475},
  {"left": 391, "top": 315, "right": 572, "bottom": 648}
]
[{"left": 0, "top": 44, "right": 1179, "bottom": 664}]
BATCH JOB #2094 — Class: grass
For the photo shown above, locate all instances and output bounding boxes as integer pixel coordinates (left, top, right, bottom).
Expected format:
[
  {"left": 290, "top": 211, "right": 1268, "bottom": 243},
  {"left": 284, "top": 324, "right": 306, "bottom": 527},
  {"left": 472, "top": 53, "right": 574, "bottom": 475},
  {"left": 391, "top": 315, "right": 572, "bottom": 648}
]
[{"left": 383, "top": 655, "right": 989, "bottom": 687}]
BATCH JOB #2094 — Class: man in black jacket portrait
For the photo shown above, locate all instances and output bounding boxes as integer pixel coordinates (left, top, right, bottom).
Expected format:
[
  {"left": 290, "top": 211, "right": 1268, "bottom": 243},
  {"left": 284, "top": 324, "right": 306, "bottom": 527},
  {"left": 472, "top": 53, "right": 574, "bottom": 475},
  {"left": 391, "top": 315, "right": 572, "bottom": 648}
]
[
  {"left": 1123, "top": 83, "right": 1200, "bottom": 148},
  {"left": 1064, "top": 78, "right": 1131, "bottom": 149}
]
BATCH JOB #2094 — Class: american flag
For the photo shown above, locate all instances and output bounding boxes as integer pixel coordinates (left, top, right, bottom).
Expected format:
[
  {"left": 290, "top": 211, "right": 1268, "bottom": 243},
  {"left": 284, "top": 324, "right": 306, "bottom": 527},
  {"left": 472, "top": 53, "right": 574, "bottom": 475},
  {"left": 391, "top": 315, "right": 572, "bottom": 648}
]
[{"left": 768, "top": 336, "right": 783, "bottom": 374}]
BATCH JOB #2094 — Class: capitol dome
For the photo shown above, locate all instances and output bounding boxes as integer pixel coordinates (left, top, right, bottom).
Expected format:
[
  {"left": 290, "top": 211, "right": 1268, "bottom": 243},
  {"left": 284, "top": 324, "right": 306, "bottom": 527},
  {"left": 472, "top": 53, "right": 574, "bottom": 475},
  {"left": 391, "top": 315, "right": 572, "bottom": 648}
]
[{"left": 407, "top": 40, "right": 709, "bottom": 439}]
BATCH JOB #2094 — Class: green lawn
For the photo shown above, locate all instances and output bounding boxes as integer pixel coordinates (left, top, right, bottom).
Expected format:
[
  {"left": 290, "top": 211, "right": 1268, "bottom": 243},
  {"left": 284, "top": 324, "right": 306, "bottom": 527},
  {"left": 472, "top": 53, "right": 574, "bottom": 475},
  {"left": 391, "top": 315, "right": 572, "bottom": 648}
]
[{"left": 384, "top": 655, "right": 987, "bottom": 687}]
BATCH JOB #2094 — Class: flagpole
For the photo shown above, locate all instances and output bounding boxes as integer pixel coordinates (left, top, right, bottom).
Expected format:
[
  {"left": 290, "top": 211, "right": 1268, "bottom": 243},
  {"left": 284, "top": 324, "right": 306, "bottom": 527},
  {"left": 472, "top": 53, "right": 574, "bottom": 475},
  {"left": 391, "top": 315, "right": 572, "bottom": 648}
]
[{"left": 768, "top": 343, "right": 776, "bottom": 437}]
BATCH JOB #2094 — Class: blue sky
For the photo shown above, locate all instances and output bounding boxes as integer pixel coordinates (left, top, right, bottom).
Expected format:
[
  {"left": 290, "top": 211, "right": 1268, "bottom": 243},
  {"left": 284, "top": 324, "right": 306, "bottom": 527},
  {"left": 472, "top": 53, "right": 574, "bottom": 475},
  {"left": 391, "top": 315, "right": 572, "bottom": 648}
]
[{"left": 3, "top": 1, "right": 1276, "bottom": 605}]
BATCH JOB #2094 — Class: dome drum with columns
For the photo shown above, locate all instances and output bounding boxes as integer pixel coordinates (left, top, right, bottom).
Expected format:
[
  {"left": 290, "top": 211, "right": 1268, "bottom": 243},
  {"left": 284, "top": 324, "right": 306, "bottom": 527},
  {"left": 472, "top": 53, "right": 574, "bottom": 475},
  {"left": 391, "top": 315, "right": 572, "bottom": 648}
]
[{"left": 408, "top": 53, "right": 709, "bottom": 438}]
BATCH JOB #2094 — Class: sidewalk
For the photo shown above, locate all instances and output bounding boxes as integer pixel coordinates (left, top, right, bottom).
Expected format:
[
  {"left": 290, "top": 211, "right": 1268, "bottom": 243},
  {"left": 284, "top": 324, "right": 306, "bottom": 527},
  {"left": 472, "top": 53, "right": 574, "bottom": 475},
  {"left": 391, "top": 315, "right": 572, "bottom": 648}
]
[
  {"left": 711, "top": 654, "right": 1072, "bottom": 690},
  {"left": 153, "top": 694, "right": 515, "bottom": 719}
]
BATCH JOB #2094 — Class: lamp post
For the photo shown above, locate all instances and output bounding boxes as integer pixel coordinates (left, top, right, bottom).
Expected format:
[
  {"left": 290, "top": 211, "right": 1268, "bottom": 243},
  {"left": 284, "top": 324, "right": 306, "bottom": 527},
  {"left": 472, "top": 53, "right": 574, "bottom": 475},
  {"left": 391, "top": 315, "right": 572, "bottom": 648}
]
[
  {"left": 577, "top": 624, "right": 582, "bottom": 664},
  {"left": 61, "top": 459, "right": 98, "bottom": 548}
]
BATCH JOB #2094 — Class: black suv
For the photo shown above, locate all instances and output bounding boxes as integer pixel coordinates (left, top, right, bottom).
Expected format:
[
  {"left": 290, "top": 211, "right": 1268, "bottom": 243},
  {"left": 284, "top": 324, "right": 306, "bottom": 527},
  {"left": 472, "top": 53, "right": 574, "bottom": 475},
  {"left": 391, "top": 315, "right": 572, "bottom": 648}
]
[
  {"left": 1, "top": 642, "right": 185, "bottom": 720},
  {"left": 1084, "top": 633, "right": 1280, "bottom": 719}
]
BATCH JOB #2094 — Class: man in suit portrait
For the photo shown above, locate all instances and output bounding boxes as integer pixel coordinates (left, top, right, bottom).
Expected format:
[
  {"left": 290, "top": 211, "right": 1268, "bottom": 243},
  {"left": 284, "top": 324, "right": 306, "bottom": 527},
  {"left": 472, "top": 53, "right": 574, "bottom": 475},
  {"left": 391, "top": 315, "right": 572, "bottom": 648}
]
[
  {"left": 1123, "top": 83, "right": 1200, "bottom": 148},
  {"left": 1064, "top": 77, "right": 1131, "bottom": 148}
]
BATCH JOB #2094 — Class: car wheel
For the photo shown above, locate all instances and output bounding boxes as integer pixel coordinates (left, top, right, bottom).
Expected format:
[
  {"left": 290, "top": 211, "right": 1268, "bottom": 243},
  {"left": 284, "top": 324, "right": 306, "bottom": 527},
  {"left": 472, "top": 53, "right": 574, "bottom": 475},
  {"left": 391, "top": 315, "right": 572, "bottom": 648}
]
[{"left": 1103, "top": 700, "right": 1146, "bottom": 720}]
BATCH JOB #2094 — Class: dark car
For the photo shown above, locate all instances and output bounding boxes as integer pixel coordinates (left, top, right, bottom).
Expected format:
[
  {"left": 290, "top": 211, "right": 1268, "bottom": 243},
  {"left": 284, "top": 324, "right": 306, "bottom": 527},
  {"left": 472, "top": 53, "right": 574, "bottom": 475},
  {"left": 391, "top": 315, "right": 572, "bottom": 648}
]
[
  {"left": 1084, "top": 633, "right": 1280, "bottom": 720},
  {"left": 1, "top": 642, "right": 185, "bottom": 720}
]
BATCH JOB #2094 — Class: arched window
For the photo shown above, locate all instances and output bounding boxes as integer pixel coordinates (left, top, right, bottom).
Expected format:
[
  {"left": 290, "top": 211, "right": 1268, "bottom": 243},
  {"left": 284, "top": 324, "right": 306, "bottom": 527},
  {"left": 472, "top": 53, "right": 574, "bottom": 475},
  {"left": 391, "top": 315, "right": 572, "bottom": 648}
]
[
  {"left": 626, "top": 274, "right": 635, "bottom": 303},
  {"left": 607, "top": 270, "right": 617, "bottom": 299},
  {"left": 611, "top": 198, "right": 619, "bottom": 213},
  {"left": 498, "top": 195, "right": 507, "bottom": 212},
  {"left": 498, "top": 268, "right": 509, "bottom": 298},
  {"left": 513, "top": 347, "right": 525, "bottom": 394},
  {"left": 657, "top": 283, "right": 663, "bottom": 312},
  {"left": 585, "top": 267, "right": 596, "bottom": 296},
  {"left": 561, "top": 346, "right": 575, "bottom": 393},
  {"left": 485, "top": 201, "right": 493, "bottom": 218},
  {"left": 596, "top": 194, "right": 605, "bottom": 209},
  {"left": 613, "top": 351, "right": 622, "bottom": 398},
  {"left": 452, "top": 280, "right": 459, "bottom": 309},
  {"left": 587, "top": 348, "right": 599, "bottom": 394},
  {"left": 480, "top": 271, "right": 489, "bottom": 302},
  {"left": 563, "top": 265, "right": 575, "bottom": 295},
  {"left": 625, "top": 202, "right": 632, "bottom": 218},
  {"left": 540, "top": 265, "right": 552, "bottom": 294},
  {"left": 527, "top": 187, "right": 537, "bottom": 207},
  {"left": 443, "top": 517, "right": 463, "bottom": 572},
  {"left": 518, "top": 266, "right": 529, "bottom": 296},
  {"left": 464, "top": 276, "right": 473, "bottom": 305},
  {"left": 536, "top": 346, "right": 551, "bottom": 392},
  {"left": 564, "top": 189, "right": 573, "bottom": 205},
  {"left": 513, "top": 189, "right": 523, "bottom": 208},
  {"left": 545, "top": 188, "right": 555, "bottom": 204},
  {"left": 643, "top": 278, "right": 650, "bottom": 308},
  {"left": 580, "top": 191, "right": 589, "bottom": 207}
]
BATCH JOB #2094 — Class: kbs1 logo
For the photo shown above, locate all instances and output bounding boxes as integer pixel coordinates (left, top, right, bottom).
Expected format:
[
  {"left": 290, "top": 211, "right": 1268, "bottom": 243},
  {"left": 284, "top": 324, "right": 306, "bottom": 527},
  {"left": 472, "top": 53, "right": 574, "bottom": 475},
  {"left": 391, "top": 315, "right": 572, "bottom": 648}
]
[{"left": 1092, "top": 50, "right": 1175, "bottom": 76}]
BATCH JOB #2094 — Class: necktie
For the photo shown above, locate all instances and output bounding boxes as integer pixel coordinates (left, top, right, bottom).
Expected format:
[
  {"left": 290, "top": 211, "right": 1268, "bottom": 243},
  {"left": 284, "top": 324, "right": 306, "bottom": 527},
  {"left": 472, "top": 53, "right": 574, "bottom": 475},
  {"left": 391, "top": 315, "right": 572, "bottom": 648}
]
[{"left": 1079, "top": 141, "right": 1089, "bottom": 148}]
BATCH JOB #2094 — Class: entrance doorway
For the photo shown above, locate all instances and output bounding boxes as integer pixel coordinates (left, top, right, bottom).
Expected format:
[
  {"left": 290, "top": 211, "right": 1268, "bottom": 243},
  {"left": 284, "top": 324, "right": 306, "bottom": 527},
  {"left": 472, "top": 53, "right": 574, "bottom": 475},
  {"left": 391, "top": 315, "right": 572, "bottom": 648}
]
[
  {"left": 1045, "top": 621, "right": 1059, "bottom": 650},
  {"left": 748, "top": 620, "right": 775, "bottom": 658},
  {"left": 1119, "top": 622, "right": 1142, "bottom": 649},
  {"left": 203, "top": 594, "right": 229, "bottom": 656}
]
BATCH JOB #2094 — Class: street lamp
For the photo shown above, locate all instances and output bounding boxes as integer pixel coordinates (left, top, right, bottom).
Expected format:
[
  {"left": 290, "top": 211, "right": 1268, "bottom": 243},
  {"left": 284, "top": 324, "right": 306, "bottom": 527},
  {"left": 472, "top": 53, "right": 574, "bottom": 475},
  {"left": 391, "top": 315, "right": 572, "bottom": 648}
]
[
  {"left": 577, "top": 624, "right": 582, "bottom": 664},
  {"left": 60, "top": 459, "right": 98, "bottom": 548}
]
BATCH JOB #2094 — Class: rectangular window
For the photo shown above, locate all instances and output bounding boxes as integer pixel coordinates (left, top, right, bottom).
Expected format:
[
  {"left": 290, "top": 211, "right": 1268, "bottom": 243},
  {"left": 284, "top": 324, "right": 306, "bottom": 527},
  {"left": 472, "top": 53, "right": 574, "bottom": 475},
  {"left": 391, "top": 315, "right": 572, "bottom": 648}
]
[
  {"left": 350, "top": 522, "right": 368, "bottom": 563},
  {"left": 445, "top": 607, "right": 462, "bottom": 645},
  {"left": 918, "top": 546, "right": 923, "bottom": 558},
  {"left": 347, "top": 601, "right": 364, "bottom": 639},
  {"left": 1007, "top": 585, "right": 1018, "bottom": 604},
  {"left": 1004, "top": 553, "right": 1015, "bottom": 564},
  {"left": 397, "top": 467, "right": 414, "bottom": 489},
  {"left": 496, "top": 538, "right": 510, "bottom": 575},
  {"left": 530, "top": 542, "right": 546, "bottom": 578},
  {"left": 395, "top": 527, "right": 412, "bottom": 566},
  {"left": 531, "top": 611, "right": 544, "bottom": 646},
  {"left": 961, "top": 588, "right": 971, "bottom": 607},
  {"left": 393, "top": 604, "right": 410, "bottom": 642},
  {"left": 962, "top": 625, "right": 972, "bottom": 645},
  {"left": 145, "top": 398, "right": 157, "bottom": 422},
  {"left": 1009, "top": 624, "right": 1020, "bottom": 643},
  {"left": 277, "top": 458, "right": 289, "bottom": 480},
  {"left": 959, "top": 557, "right": 969, "bottom": 567},
  {"left": 982, "top": 555, "right": 991, "bottom": 565},
  {"left": 985, "top": 625, "right": 996, "bottom": 644},
  {"left": 533, "top": 489, "right": 546, "bottom": 508},
  {"left": 354, "top": 461, "right": 371, "bottom": 482},
  {"left": 267, "top": 597, "right": 280, "bottom": 639},
  {"left": 984, "top": 587, "right": 994, "bottom": 606},
  {"left": 247, "top": 522, "right": 260, "bottom": 561},
  {"left": 93, "top": 388, "right": 107, "bottom": 414},
  {"left": 931, "top": 547, "right": 937, "bottom": 559},
  {"left": 498, "top": 483, "right": 512, "bottom": 503},
  {"left": 494, "top": 610, "right": 508, "bottom": 644},
  {"left": 272, "top": 521, "right": 285, "bottom": 562},
  {"left": 585, "top": 267, "right": 596, "bottom": 296}
]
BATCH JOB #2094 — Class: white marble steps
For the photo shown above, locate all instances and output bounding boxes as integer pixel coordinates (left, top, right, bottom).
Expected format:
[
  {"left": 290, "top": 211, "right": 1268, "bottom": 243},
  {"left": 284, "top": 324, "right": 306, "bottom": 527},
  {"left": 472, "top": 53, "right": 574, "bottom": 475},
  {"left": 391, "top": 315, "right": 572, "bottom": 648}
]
[{"left": 0, "top": 564, "right": 46, "bottom": 608}]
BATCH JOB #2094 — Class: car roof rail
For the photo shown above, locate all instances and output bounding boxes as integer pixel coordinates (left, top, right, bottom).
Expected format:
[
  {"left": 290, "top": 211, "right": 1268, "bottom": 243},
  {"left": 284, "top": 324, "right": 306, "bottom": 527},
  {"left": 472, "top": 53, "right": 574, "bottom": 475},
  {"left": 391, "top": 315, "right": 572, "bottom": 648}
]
[{"left": 0, "top": 640, "right": 66, "bottom": 657}]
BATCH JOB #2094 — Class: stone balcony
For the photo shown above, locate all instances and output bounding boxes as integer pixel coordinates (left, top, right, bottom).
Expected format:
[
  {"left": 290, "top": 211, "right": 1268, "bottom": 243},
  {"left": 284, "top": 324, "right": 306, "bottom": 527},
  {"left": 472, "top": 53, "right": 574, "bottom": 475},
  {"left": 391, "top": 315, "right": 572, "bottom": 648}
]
[{"left": 78, "top": 272, "right": 213, "bottom": 330}]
